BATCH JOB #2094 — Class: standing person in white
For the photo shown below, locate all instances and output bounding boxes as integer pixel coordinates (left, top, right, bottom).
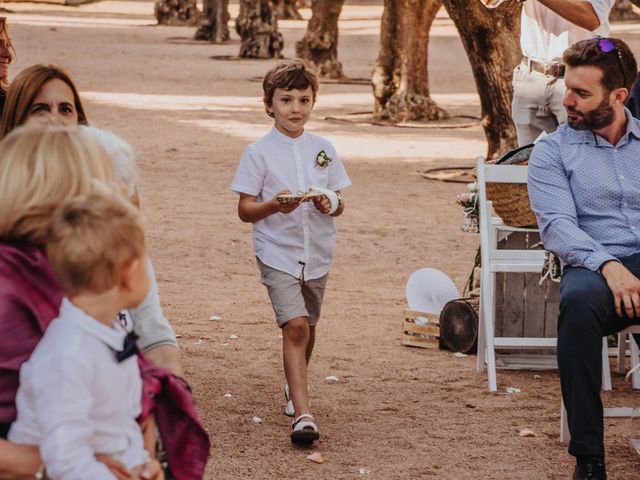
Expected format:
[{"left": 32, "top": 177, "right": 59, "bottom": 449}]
[
  {"left": 231, "top": 60, "right": 351, "bottom": 445},
  {"left": 512, "top": 0, "right": 614, "bottom": 145}
]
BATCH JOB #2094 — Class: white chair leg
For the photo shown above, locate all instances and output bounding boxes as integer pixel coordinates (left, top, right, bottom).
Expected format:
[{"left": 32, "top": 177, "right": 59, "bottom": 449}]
[
  {"left": 629, "top": 334, "right": 640, "bottom": 390},
  {"left": 476, "top": 293, "right": 486, "bottom": 373},
  {"left": 602, "top": 337, "right": 612, "bottom": 391},
  {"left": 617, "top": 332, "right": 626, "bottom": 374},
  {"left": 486, "top": 338, "right": 497, "bottom": 392},
  {"left": 560, "top": 399, "right": 570, "bottom": 444},
  {"left": 483, "top": 270, "right": 498, "bottom": 392}
]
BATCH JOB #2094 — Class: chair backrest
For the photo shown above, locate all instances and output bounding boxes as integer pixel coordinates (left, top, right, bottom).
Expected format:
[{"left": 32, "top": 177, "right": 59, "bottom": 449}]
[
  {"left": 476, "top": 157, "right": 543, "bottom": 265},
  {"left": 476, "top": 156, "right": 529, "bottom": 214},
  {"left": 480, "top": 161, "right": 529, "bottom": 184}
]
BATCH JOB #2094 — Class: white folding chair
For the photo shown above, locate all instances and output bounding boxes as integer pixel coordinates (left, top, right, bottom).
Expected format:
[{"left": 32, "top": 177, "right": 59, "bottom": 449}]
[
  {"left": 476, "top": 157, "right": 625, "bottom": 392},
  {"left": 617, "top": 329, "right": 640, "bottom": 389},
  {"left": 476, "top": 157, "right": 549, "bottom": 392}
]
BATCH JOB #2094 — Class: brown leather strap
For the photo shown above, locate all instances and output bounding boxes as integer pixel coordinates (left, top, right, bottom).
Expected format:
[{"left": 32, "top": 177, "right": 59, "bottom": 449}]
[{"left": 522, "top": 57, "right": 565, "bottom": 78}]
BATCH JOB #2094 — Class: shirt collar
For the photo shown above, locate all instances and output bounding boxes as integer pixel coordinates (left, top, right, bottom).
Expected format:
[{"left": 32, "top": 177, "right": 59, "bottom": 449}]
[
  {"left": 60, "top": 297, "right": 127, "bottom": 351},
  {"left": 624, "top": 108, "right": 640, "bottom": 140},
  {"left": 269, "top": 126, "right": 307, "bottom": 145}
]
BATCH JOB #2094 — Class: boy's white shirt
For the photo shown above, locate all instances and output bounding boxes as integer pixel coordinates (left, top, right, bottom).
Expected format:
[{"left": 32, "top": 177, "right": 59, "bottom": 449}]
[
  {"left": 231, "top": 127, "right": 351, "bottom": 280},
  {"left": 9, "top": 298, "right": 147, "bottom": 480}
]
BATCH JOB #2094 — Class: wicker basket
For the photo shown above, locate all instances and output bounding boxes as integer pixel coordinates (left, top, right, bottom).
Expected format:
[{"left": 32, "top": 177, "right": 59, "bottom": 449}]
[{"left": 485, "top": 144, "right": 538, "bottom": 228}]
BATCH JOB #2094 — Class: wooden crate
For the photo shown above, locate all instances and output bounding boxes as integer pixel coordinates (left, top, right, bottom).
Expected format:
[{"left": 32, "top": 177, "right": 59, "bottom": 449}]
[{"left": 402, "top": 309, "right": 440, "bottom": 349}]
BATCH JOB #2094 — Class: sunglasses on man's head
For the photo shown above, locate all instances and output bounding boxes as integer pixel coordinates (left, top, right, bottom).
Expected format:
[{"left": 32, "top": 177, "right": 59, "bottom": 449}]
[{"left": 596, "top": 37, "right": 627, "bottom": 89}]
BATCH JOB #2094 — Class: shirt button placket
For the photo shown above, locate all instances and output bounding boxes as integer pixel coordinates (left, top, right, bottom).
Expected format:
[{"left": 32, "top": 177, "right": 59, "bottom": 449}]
[{"left": 293, "top": 142, "right": 311, "bottom": 273}]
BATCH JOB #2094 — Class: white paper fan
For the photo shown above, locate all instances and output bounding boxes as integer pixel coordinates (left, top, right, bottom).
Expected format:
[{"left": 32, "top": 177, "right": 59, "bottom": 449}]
[{"left": 405, "top": 268, "right": 459, "bottom": 317}]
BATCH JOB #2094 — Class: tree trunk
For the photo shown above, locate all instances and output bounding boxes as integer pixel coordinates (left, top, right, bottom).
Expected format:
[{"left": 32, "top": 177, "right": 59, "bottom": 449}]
[
  {"left": 273, "top": 0, "right": 304, "bottom": 20},
  {"left": 610, "top": 0, "right": 640, "bottom": 21},
  {"left": 236, "top": 0, "right": 284, "bottom": 58},
  {"left": 295, "top": 0, "right": 346, "bottom": 78},
  {"left": 155, "top": 0, "right": 200, "bottom": 26},
  {"left": 442, "top": 0, "right": 521, "bottom": 160},
  {"left": 194, "top": 0, "right": 230, "bottom": 42},
  {"left": 371, "top": 0, "right": 448, "bottom": 123}
]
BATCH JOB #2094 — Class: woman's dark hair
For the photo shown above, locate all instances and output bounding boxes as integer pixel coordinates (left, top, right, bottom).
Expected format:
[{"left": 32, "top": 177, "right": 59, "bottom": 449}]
[{"left": 0, "top": 64, "right": 88, "bottom": 140}]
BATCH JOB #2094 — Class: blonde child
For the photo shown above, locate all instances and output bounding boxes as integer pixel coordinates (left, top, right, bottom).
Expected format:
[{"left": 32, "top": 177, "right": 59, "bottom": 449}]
[
  {"left": 231, "top": 59, "right": 351, "bottom": 444},
  {"left": 8, "top": 189, "right": 161, "bottom": 479}
]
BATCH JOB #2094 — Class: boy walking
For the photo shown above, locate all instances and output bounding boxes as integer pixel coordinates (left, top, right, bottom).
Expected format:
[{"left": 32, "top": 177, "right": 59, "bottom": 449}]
[
  {"left": 9, "top": 191, "right": 161, "bottom": 479},
  {"left": 231, "top": 60, "right": 351, "bottom": 444}
]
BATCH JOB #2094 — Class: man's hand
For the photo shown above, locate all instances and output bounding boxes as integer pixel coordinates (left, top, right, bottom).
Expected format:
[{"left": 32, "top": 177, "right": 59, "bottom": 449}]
[
  {"left": 312, "top": 195, "right": 331, "bottom": 214},
  {"left": 601, "top": 261, "right": 640, "bottom": 318}
]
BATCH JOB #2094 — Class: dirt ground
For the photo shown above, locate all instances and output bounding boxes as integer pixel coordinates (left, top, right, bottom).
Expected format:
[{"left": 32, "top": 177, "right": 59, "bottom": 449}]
[{"left": 6, "top": 1, "right": 640, "bottom": 478}]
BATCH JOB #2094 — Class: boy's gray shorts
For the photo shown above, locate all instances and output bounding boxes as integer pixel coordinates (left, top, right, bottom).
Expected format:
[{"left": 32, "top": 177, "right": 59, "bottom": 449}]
[{"left": 257, "top": 258, "right": 328, "bottom": 328}]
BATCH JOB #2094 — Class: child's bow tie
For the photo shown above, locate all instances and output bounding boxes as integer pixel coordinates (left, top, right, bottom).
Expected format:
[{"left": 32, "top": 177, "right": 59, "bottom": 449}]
[{"left": 115, "top": 331, "right": 139, "bottom": 362}]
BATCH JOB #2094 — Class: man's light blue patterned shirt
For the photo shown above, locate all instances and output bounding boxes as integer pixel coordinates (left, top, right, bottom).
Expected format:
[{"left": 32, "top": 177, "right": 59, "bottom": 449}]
[{"left": 528, "top": 109, "right": 640, "bottom": 272}]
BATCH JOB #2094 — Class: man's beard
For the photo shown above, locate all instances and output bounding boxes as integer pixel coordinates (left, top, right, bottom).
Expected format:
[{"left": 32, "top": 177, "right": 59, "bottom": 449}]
[{"left": 566, "top": 100, "right": 615, "bottom": 131}]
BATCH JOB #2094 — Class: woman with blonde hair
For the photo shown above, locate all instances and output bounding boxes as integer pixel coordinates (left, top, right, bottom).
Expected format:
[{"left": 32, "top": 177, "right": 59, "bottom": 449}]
[
  {"left": 0, "top": 126, "right": 111, "bottom": 245},
  {"left": 0, "top": 126, "right": 168, "bottom": 479}
]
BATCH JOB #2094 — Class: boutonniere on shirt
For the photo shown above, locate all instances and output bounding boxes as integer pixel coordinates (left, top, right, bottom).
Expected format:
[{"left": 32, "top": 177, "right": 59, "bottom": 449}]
[{"left": 315, "top": 150, "right": 332, "bottom": 169}]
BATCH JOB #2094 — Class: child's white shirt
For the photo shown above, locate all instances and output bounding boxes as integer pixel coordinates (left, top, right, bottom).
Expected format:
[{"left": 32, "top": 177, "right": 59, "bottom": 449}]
[
  {"left": 9, "top": 298, "right": 147, "bottom": 480},
  {"left": 231, "top": 127, "right": 351, "bottom": 280}
]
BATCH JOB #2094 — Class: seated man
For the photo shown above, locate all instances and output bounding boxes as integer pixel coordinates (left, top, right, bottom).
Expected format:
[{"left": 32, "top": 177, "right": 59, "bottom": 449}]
[{"left": 528, "top": 38, "right": 639, "bottom": 480}]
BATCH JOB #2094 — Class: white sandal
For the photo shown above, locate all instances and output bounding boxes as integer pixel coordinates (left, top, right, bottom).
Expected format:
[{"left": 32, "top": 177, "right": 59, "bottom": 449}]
[{"left": 291, "top": 413, "right": 319, "bottom": 444}]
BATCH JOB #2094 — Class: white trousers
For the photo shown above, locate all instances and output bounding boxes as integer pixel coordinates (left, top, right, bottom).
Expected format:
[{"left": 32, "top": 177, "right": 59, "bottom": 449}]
[{"left": 511, "top": 64, "right": 567, "bottom": 146}]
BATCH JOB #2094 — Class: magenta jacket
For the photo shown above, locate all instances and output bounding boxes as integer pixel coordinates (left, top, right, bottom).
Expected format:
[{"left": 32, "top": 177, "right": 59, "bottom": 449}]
[
  {"left": 139, "top": 359, "right": 211, "bottom": 480},
  {"left": 0, "top": 242, "right": 63, "bottom": 424}
]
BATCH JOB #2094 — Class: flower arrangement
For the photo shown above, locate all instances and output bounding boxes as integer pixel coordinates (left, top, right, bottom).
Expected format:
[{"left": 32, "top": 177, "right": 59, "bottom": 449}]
[{"left": 456, "top": 182, "right": 479, "bottom": 233}]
